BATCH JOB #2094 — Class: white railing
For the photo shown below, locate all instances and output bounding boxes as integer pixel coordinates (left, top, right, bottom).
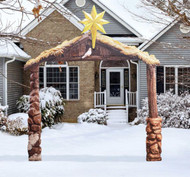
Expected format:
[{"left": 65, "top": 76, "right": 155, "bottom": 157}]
[
  {"left": 125, "top": 89, "right": 138, "bottom": 119},
  {"left": 125, "top": 89, "right": 138, "bottom": 108},
  {"left": 94, "top": 90, "right": 106, "bottom": 111}
]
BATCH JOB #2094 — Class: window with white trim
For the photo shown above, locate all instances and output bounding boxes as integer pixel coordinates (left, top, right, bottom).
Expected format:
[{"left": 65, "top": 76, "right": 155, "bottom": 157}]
[
  {"left": 165, "top": 67, "right": 176, "bottom": 94},
  {"left": 156, "top": 65, "right": 190, "bottom": 95},
  {"left": 39, "top": 63, "right": 79, "bottom": 100}
]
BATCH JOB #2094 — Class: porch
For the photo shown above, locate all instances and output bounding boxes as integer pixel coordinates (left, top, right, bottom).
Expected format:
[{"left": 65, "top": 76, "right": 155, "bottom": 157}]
[
  {"left": 94, "top": 89, "right": 138, "bottom": 123},
  {"left": 94, "top": 59, "right": 139, "bottom": 122}
]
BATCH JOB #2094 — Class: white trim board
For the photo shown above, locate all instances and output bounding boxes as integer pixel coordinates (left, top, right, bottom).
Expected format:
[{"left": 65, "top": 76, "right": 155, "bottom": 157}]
[
  {"left": 61, "top": 0, "right": 142, "bottom": 37},
  {"left": 139, "top": 19, "right": 179, "bottom": 51}
]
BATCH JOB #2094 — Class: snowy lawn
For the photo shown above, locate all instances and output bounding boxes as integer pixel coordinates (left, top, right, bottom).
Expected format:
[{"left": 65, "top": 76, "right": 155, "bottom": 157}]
[{"left": 0, "top": 123, "right": 189, "bottom": 177}]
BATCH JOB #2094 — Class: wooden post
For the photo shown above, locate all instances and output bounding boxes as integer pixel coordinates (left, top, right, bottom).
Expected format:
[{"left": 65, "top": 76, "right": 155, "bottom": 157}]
[
  {"left": 28, "top": 65, "right": 42, "bottom": 161},
  {"left": 146, "top": 64, "right": 162, "bottom": 161}
]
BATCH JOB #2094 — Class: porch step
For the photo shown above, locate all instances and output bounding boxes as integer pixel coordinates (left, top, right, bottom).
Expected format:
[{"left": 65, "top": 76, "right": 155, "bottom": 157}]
[
  {"left": 107, "top": 110, "right": 128, "bottom": 125},
  {"left": 106, "top": 106, "right": 126, "bottom": 110}
]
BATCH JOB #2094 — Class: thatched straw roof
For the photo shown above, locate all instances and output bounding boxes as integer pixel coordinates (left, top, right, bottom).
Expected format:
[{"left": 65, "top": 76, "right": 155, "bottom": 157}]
[{"left": 24, "top": 32, "right": 160, "bottom": 70}]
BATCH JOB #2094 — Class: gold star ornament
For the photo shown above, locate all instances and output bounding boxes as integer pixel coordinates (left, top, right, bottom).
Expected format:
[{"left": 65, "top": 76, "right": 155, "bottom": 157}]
[{"left": 80, "top": 5, "right": 109, "bottom": 49}]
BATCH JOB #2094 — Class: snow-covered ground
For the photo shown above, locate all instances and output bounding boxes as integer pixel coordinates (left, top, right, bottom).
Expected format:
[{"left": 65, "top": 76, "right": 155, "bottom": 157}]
[{"left": 0, "top": 123, "right": 189, "bottom": 177}]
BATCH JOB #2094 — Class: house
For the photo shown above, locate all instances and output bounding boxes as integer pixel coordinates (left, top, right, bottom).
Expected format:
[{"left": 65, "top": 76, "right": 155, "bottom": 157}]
[
  {"left": 0, "top": 39, "right": 30, "bottom": 114},
  {"left": 20, "top": 0, "right": 190, "bottom": 123}
]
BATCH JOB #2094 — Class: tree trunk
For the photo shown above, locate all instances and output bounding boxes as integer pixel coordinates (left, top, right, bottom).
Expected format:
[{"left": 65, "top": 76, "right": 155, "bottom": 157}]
[
  {"left": 28, "top": 65, "right": 42, "bottom": 161},
  {"left": 146, "top": 64, "right": 162, "bottom": 161}
]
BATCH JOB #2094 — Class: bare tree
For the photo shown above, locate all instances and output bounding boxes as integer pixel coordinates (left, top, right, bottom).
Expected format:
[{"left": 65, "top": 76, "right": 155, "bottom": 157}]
[
  {"left": 0, "top": 0, "right": 81, "bottom": 46},
  {"left": 141, "top": 0, "right": 190, "bottom": 26}
]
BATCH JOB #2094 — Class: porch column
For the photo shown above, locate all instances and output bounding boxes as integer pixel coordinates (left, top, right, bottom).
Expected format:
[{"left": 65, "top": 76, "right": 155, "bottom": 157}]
[
  {"left": 146, "top": 64, "right": 162, "bottom": 161},
  {"left": 28, "top": 65, "right": 42, "bottom": 161}
]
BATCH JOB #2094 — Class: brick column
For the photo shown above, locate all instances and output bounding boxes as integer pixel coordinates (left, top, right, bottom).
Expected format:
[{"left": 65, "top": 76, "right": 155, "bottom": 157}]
[
  {"left": 28, "top": 65, "right": 42, "bottom": 161},
  {"left": 146, "top": 64, "right": 162, "bottom": 161}
]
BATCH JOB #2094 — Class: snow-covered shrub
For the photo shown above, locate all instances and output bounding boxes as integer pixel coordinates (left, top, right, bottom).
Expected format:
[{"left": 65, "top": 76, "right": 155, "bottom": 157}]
[
  {"left": 6, "top": 113, "right": 28, "bottom": 135},
  {"left": 0, "top": 102, "right": 8, "bottom": 132},
  {"left": 0, "top": 103, "right": 28, "bottom": 135},
  {"left": 78, "top": 109, "right": 108, "bottom": 125},
  {"left": 16, "top": 87, "right": 65, "bottom": 127},
  {"left": 131, "top": 90, "right": 190, "bottom": 129},
  {"left": 16, "top": 95, "right": 30, "bottom": 113}
]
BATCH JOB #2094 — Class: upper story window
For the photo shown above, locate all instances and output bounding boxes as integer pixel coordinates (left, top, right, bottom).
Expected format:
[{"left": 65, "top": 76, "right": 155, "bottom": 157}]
[
  {"left": 75, "top": 0, "right": 86, "bottom": 7},
  {"left": 39, "top": 62, "right": 79, "bottom": 100},
  {"left": 156, "top": 65, "right": 190, "bottom": 95}
]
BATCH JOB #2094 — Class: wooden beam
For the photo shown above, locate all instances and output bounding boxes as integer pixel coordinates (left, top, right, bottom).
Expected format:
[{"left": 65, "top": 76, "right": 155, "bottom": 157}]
[{"left": 146, "top": 64, "right": 162, "bottom": 161}]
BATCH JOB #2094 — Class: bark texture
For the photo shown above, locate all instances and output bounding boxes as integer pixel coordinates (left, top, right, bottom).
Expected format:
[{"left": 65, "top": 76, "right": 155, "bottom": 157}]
[
  {"left": 28, "top": 65, "right": 42, "bottom": 161},
  {"left": 146, "top": 64, "right": 162, "bottom": 161}
]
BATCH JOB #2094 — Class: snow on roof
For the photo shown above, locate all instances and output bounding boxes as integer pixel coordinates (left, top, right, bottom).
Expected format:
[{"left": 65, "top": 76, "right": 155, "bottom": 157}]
[
  {"left": 1, "top": 0, "right": 172, "bottom": 41},
  {"left": 98, "top": 0, "right": 173, "bottom": 40},
  {"left": 0, "top": 39, "right": 31, "bottom": 60}
]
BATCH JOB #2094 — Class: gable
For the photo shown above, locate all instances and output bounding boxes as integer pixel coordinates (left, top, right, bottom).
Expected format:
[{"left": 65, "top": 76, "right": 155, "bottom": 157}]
[
  {"left": 64, "top": 0, "right": 137, "bottom": 37},
  {"left": 146, "top": 22, "right": 190, "bottom": 65},
  {"left": 22, "top": 10, "right": 81, "bottom": 59}
]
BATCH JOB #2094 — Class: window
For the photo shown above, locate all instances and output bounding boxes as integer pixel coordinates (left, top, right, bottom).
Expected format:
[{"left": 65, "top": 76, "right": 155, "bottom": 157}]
[
  {"left": 39, "top": 63, "right": 79, "bottom": 100},
  {"left": 156, "top": 65, "right": 190, "bottom": 95},
  {"left": 69, "top": 67, "right": 79, "bottom": 99},
  {"left": 165, "top": 67, "right": 175, "bottom": 94},
  {"left": 178, "top": 67, "right": 190, "bottom": 94},
  {"left": 156, "top": 66, "right": 164, "bottom": 94},
  {"left": 75, "top": 0, "right": 86, "bottom": 7},
  {"left": 46, "top": 67, "right": 67, "bottom": 99}
]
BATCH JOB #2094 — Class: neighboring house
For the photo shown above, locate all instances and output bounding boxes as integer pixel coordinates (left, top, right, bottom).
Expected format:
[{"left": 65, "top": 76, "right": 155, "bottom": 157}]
[
  {"left": 20, "top": 0, "right": 190, "bottom": 122},
  {"left": 0, "top": 39, "right": 30, "bottom": 114}
]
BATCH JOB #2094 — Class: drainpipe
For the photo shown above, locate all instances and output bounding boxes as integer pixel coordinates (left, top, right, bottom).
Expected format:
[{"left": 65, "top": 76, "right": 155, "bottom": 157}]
[
  {"left": 4, "top": 57, "right": 16, "bottom": 115},
  {"left": 130, "top": 60, "right": 139, "bottom": 110},
  {"left": 99, "top": 60, "right": 103, "bottom": 92}
]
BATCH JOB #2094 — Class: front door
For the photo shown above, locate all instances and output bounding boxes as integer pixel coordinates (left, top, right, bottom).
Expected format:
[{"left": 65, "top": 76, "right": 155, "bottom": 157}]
[{"left": 106, "top": 69, "right": 124, "bottom": 105}]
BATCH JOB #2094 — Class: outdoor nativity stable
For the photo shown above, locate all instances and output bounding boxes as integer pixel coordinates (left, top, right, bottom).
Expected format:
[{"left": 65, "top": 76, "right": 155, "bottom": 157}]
[{"left": 25, "top": 5, "right": 162, "bottom": 162}]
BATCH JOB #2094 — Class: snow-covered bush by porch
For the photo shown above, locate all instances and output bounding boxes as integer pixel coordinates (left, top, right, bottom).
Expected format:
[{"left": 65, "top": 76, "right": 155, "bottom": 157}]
[
  {"left": 0, "top": 102, "right": 27, "bottom": 135},
  {"left": 78, "top": 109, "right": 108, "bottom": 125},
  {"left": 17, "top": 87, "right": 65, "bottom": 127},
  {"left": 131, "top": 91, "right": 190, "bottom": 129},
  {"left": 1, "top": 113, "right": 28, "bottom": 135}
]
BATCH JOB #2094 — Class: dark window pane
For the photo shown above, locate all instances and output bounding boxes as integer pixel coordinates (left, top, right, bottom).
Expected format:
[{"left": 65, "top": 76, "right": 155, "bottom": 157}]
[
  {"left": 166, "top": 84, "right": 175, "bottom": 94},
  {"left": 69, "top": 67, "right": 78, "bottom": 82},
  {"left": 178, "top": 67, "right": 190, "bottom": 95},
  {"left": 101, "top": 69, "right": 106, "bottom": 91},
  {"left": 69, "top": 83, "right": 78, "bottom": 99},
  {"left": 156, "top": 66, "right": 164, "bottom": 94},
  {"left": 124, "top": 69, "right": 129, "bottom": 90},
  {"left": 69, "top": 67, "right": 79, "bottom": 99},
  {"left": 110, "top": 72, "right": 120, "bottom": 97},
  {"left": 46, "top": 67, "right": 67, "bottom": 98},
  {"left": 166, "top": 67, "right": 175, "bottom": 93},
  {"left": 39, "top": 67, "right": 44, "bottom": 89}
]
